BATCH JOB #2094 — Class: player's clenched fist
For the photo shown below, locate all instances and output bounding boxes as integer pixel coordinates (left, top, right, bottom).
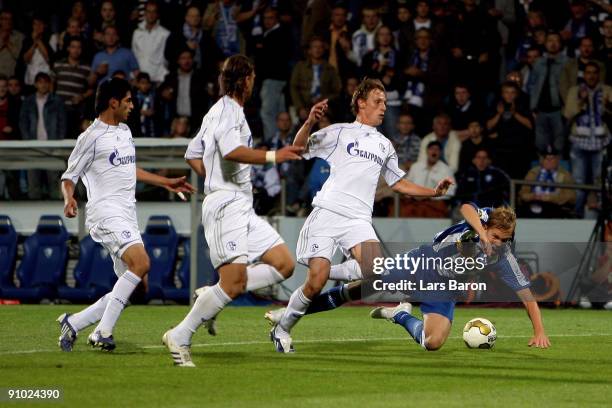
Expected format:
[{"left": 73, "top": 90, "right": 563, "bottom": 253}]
[
  {"left": 64, "top": 197, "right": 78, "bottom": 218},
  {"left": 275, "top": 145, "right": 304, "bottom": 163}
]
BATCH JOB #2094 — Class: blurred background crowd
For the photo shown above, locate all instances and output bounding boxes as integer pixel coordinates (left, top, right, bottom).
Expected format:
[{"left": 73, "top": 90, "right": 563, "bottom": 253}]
[{"left": 0, "top": 0, "right": 610, "bottom": 220}]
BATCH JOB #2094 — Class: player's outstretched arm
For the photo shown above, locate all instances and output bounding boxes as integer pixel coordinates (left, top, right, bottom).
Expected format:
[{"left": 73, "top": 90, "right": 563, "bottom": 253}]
[
  {"left": 224, "top": 145, "right": 304, "bottom": 165},
  {"left": 459, "top": 203, "right": 492, "bottom": 254},
  {"left": 136, "top": 168, "right": 196, "bottom": 201},
  {"left": 61, "top": 179, "right": 78, "bottom": 218},
  {"left": 293, "top": 99, "right": 328, "bottom": 150},
  {"left": 391, "top": 177, "right": 454, "bottom": 198},
  {"left": 516, "top": 288, "right": 551, "bottom": 348}
]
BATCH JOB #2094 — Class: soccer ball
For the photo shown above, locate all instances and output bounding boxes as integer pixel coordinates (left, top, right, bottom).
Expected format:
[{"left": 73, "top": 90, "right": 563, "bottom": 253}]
[{"left": 463, "top": 318, "right": 497, "bottom": 349}]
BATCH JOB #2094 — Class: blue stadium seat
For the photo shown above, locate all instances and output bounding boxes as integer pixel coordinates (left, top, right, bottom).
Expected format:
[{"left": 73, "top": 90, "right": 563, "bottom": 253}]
[
  {"left": 162, "top": 239, "right": 190, "bottom": 303},
  {"left": 57, "top": 235, "right": 117, "bottom": 303},
  {"left": 142, "top": 216, "right": 179, "bottom": 301},
  {"left": 0, "top": 215, "right": 18, "bottom": 297},
  {"left": 1, "top": 215, "right": 69, "bottom": 302}
]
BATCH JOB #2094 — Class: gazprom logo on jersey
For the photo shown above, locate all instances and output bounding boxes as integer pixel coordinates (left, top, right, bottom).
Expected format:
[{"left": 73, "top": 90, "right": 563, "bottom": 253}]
[
  {"left": 109, "top": 148, "right": 136, "bottom": 166},
  {"left": 346, "top": 141, "right": 384, "bottom": 166}
]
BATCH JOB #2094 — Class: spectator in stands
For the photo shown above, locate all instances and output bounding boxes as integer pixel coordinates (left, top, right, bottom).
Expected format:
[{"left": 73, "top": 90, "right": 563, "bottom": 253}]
[
  {"left": 326, "top": 3, "right": 355, "bottom": 79},
  {"left": 328, "top": 75, "right": 358, "bottom": 123},
  {"left": 131, "top": 1, "right": 171, "bottom": 84},
  {"left": 402, "top": 28, "right": 449, "bottom": 134},
  {"left": 350, "top": 5, "right": 381, "bottom": 67},
  {"left": 290, "top": 36, "right": 341, "bottom": 121},
  {"left": 487, "top": 80, "right": 534, "bottom": 179},
  {"left": 18, "top": 15, "right": 55, "bottom": 88},
  {"left": 203, "top": 0, "right": 248, "bottom": 57},
  {"left": 155, "top": 81, "right": 175, "bottom": 137},
  {"left": 456, "top": 148, "right": 509, "bottom": 208},
  {"left": 19, "top": 72, "right": 66, "bottom": 199},
  {"left": 7, "top": 76, "right": 22, "bottom": 136},
  {"left": 404, "top": 141, "right": 456, "bottom": 217},
  {"left": 301, "top": 0, "right": 330, "bottom": 47},
  {"left": 447, "top": 84, "right": 481, "bottom": 141},
  {"left": 160, "top": 48, "right": 208, "bottom": 134},
  {"left": 169, "top": 116, "right": 190, "bottom": 138},
  {"left": 520, "top": 46, "right": 541, "bottom": 93},
  {"left": 394, "top": 2, "right": 414, "bottom": 57},
  {"left": 458, "top": 120, "right": 495, "bottom": 175},
  {"left": 0, "top": 75, "right": 17, "bottom": 140},
  {"left": 530, "top": 31, "right": 567, "bottom": 153},
  {"left": 166, "top": 5, "right": 221, "bottom": 77},
  {"left": 519, "top": 147, "right": 576, "bottom": 218},
  {"left": 598, "top": 16, "right": 612, "bottom": 85},
  {"left": 92, "top": 25, "right": 139, "bottom": 83},
  {"left": 561, "top": 0, "right": 601, "bottom": 57},
  {"left": 53, "top": 38, "right": 94, "bottom": 139},
  {"left": 50, "top": 17, "right": 87, "bottom": 60},
  {"left": 564, "top": 61, "right": 612, "bottom": 217},
  {"left": 0, "top": 10, "right": 24, "bottom": 78},
  {"left": 393, "top": 112, "right": 421, "bottom": 171},
  {"left": 560, "top": 36, "right": 606, "bottom": 103},
  {"left": 269, "top": 112, "right": 293, "bottom": 151},
  {"left": 93, "top": 1, "right": 126, "bottom": 50},
  {"left": 418, "top": 113, "right": 462, "bottom": 174},
  {"left": 255, "top": 7, "right": 292, "bottom": 142},
  {"left": 135, "top": 72, "right": 156, "bottom": 137}
]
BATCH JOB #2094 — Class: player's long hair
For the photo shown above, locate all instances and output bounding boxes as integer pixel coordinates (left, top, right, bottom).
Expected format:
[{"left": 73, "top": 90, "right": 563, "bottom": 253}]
[
  {"left": 489, "top": 207, "right": 517, "bottom": 233},
  {"left": 351, "top": 78, "right": 386, "bottom": 115},
  {"left": 219, "top": 55, "right": 254, "bottom": 101}
]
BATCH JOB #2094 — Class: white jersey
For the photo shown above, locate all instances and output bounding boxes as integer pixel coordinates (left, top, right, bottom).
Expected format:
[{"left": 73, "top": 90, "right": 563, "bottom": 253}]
[
  {"left": 61, "top": 119, "right": 137, "bottom": 229},
  {"left": 305, "top": 121, "right": 405, "bottom": 220},
  {"left": 185, "top": 95, "right": 253, "bottom": 195}
]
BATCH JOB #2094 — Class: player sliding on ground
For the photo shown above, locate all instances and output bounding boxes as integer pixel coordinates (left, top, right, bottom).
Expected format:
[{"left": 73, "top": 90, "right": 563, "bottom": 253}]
[
  {"left": 162, "top": 55, "right": 303, "bottom": 367},
  {"left": 57, "top": 78, "right": 195, "bottom": 352},
  {"left": 269, "top": 78, "right": 453, "bottom": 353},
  {"left": 267, "top": 203, "right": 552, "bottom": 350}
]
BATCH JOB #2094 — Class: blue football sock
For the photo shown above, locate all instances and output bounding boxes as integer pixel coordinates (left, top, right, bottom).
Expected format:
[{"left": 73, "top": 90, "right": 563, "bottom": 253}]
[
  {"left": 393, "top": 311, "right": 424, "bottom": 345},
  {"left": 305, "top": 285, "right": 348, "bottom": 315}
]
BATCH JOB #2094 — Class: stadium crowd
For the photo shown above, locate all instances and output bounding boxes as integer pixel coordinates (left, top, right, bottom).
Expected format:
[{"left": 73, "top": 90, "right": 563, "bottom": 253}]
[{"left": 0, "top": 0, "right": 610, "bottom": 220}]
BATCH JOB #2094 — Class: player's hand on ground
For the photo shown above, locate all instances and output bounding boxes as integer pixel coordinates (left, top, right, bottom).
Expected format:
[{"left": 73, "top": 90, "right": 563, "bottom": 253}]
[
  {"left": 275, "top": 145, "right": 304, "bottom": 163},
  {"left": 433, "top": 177, "right": 454, "bottom": 197},
  {"left": 64, "top": 197, "right": 78, "bottom": 218},
  {"left": 308, "top": 99, "right": 328, "bottom": 123},
  {"left": 163, "top": 176, "right": 196, "bottom": 200},
  {"left": 528, "top": 332, "right": 551, "bottom": 348}
]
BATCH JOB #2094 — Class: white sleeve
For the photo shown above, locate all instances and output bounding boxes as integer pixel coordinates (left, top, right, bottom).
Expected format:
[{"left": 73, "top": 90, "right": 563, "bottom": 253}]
[
  {"left": 382, "top": 143, "right": 406, "bottom": 186},
  {"left": 61, "top": 135, "right": 96, "bottom": 183},
  {"left": 185, "top": 130, "right": 205, "bottom": 160},
  {"left": 215, "top": 111, "right": 242, "bottom": 157},
  {"left": 303, "top": 127, "right": 340, "bottom": 160}
]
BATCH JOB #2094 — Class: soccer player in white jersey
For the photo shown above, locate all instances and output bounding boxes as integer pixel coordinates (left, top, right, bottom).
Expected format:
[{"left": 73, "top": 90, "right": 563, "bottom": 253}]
[
  {"left": 269, "top": 78, "right": 453, "bottom": 353},
  {"left": 56, "top": 78, "right": 195, "bottom": 352},
  {"left": 162, "top": 55, "right": 303, "bottom": 367}
]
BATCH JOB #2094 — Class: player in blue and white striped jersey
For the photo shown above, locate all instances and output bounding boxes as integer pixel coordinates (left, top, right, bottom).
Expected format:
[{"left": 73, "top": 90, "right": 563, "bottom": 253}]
[{"left": 266, "top": 203, "right": 551, "bottom": 350}]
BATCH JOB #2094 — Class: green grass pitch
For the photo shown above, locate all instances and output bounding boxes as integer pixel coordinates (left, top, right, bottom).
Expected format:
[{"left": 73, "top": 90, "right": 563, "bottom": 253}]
[{"left": 1, "top": 305, "right": 611, "bottom": 407}]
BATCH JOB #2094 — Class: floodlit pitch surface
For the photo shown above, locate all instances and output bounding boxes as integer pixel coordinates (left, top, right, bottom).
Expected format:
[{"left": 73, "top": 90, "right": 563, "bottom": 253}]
[{"left": 1, "top": 305, "right": 611, "bottom": 407}]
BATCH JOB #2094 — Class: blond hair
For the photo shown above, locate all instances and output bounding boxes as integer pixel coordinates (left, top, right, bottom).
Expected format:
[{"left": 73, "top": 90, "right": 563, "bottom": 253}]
[{"left": 488, "top": 207, "right": 517, "bottom": 233}]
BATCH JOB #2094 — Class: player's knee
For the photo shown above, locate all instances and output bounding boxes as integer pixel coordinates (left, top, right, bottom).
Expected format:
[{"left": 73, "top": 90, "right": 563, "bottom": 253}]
[
  {"left": 424, "top": 335, "right": 446, "bottom": 351},
  {"left": 273, "top": 257, "right": 295, "bottom": 279},
  {"left": 224, "top": 276, "right": 247, "bottom": 298},
  {"left": 130, "top": 256, "right": 150, "bottom": 277}
]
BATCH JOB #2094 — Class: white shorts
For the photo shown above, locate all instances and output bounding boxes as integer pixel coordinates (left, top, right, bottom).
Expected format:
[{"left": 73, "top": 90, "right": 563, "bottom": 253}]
[
  {"left": 296, "top": 207, "right": 378, "bottom": 265},
  {"left": 203, "top": 191, "right": 284, "bottom": 269},
  {"left": 89, "top": 216, "right": 143, "bottom": 277}
]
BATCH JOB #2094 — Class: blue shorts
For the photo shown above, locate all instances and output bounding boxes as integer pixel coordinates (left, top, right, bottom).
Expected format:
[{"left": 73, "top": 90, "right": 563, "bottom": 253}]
[{"left": 420, "top": 301, "right": 455, "bottom": 322}]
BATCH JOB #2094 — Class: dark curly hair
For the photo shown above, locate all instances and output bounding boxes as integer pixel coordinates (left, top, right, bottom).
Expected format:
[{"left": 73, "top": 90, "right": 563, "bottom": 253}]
[{"left": 219, "top": 55, "right": 255, "bottom": 99}]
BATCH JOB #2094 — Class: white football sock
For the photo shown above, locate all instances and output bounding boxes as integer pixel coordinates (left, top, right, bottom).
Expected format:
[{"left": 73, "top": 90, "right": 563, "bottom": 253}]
[
  {"left": 68, "top": 293, "right": 110, "bottom": 331},
  {"left": 246, "top": 263, "right": 285, "bottom": 291},
  {"left": 277, "top": 286, "right": 311, "bottom": 335},
  {"left": 95, "top": 271, "right": 141, "bottom": 335},
  {"left": 171, "top": 284, "right": 231, "bottom": 345},
  {"left": 329, "top": 259, "right": 362, "bottom": 281}
]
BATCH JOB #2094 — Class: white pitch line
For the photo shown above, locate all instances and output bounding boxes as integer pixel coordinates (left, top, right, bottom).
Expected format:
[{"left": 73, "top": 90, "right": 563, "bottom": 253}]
[{"left": 1, "top": 333, "right": 611, "bottom": 356}]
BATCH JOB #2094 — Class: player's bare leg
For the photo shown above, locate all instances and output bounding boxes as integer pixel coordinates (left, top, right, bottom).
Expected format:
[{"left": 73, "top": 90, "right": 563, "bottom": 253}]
[
  {"left": 88, "top": 244, "right": 150, "bottom": 351},
  {"left": 164, "top": 263, "right": 246, "bottom": 367},
  {"left": 421, "top": 313, "right": 452, "bottom": 350}
]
